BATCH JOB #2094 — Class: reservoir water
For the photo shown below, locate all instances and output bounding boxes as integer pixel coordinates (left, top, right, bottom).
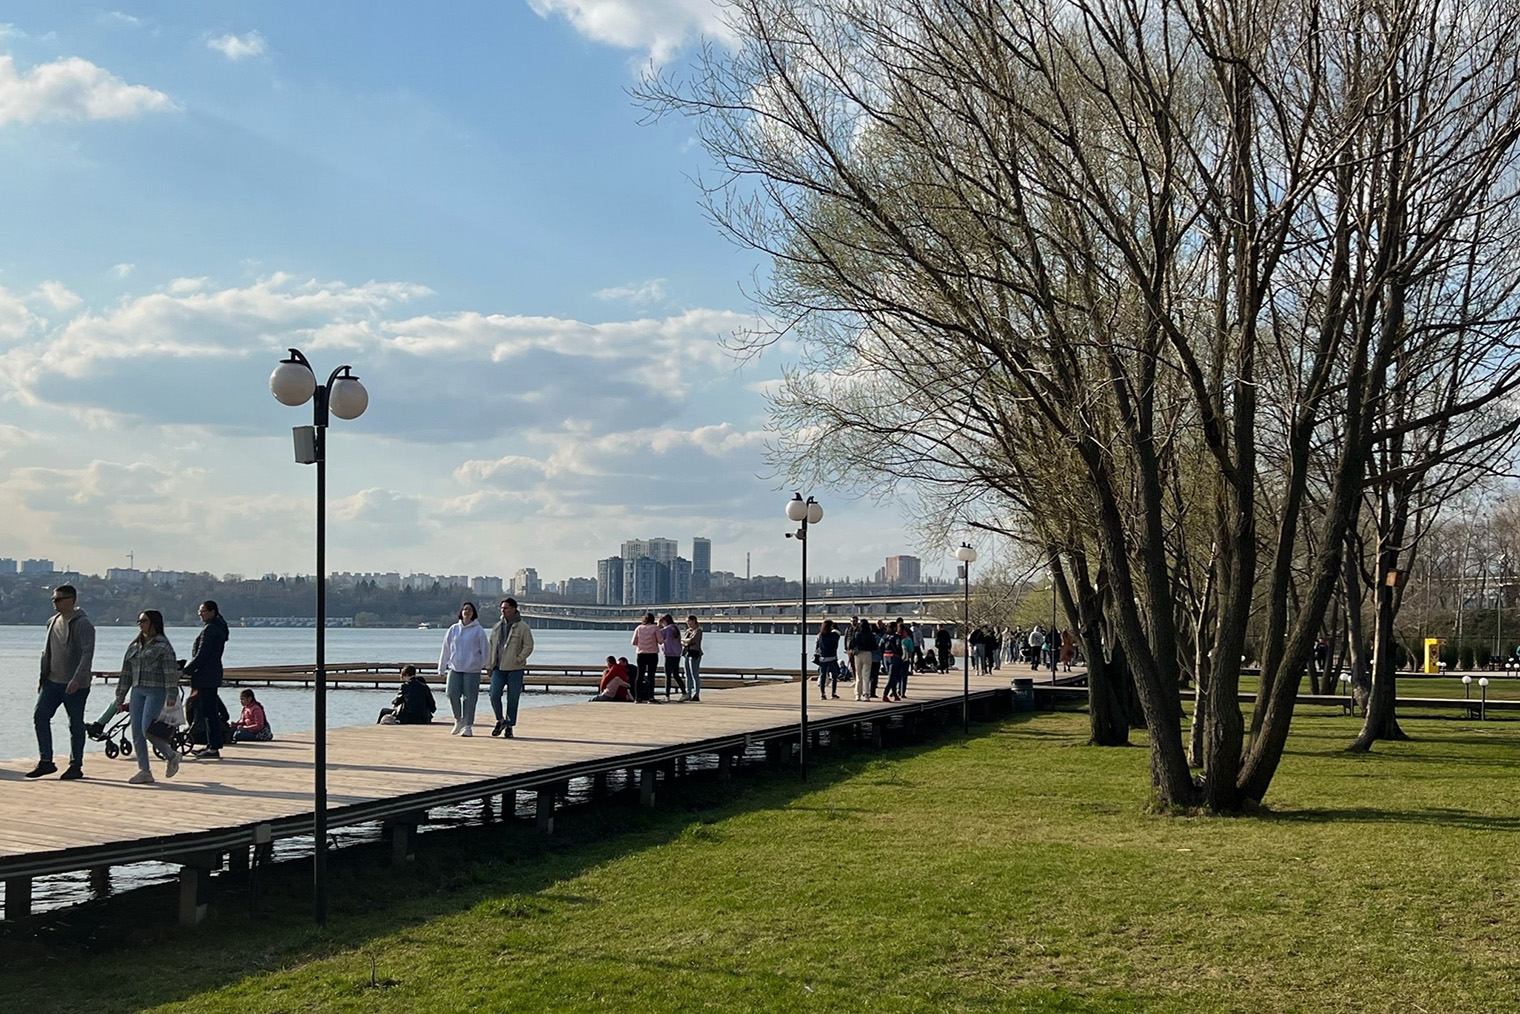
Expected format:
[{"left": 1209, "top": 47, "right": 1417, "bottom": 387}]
[{"left": 2, "top": 623, "right": 805, "bottom": 757}]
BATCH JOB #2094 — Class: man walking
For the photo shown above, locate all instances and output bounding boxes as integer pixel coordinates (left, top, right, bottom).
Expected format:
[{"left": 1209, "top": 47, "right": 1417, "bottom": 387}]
[
  {"left": 31, "top": 584, "right": 96, "bottom": 780},
  {"left": 487, "top": 597, "right": 535, "bottom": 738}
]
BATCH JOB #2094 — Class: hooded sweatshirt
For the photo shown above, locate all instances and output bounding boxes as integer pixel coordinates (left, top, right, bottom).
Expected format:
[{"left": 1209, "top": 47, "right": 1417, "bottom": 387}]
[{"left": 438, "top": 618, "right": 489, "bottom": 675}]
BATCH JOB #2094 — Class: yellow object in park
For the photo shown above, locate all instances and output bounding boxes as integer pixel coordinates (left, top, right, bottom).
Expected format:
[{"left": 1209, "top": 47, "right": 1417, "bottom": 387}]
[{"left": 1424, "top": 638, "right": 1443, "bottom": 674}]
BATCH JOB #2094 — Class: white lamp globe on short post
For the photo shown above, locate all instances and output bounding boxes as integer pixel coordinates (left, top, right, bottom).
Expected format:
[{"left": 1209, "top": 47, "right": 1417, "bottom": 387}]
[{"left": 785, "top": 493, "right": 821, "bottom": 779}]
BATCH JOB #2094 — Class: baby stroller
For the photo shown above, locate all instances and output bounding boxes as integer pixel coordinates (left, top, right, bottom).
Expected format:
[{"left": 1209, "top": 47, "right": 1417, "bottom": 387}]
[
  {"left": 85, "top": 711, "right": 136, "bottom": 760},
  {"left": 87, "top": 692, "right": 194, "bottom": 760}
]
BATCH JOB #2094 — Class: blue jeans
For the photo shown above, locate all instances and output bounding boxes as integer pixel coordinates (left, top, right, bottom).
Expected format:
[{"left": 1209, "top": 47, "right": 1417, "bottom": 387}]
[
  {"left": 129, "top": 686, "right": 168, "bottom": 773},
  {"left": 818, "top": 658, "right": 839, "bottom": 696},
  {"left": 446, "top": 669, "right": 481, "bottom": 725},
  {"left": 489, "top": 669, "right": 525, "bottom": 727},
  {"left": 683, "top": 654, "right": 701, "bottom": 698},
  {"left": 35, "top": 680, "right": 90, "bottom": 766}
]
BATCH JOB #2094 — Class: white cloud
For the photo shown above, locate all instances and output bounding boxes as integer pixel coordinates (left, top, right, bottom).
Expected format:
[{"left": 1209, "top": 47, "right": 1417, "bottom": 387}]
[
  {"left": 526, "top": 0, "right": 732, "bottom": 63},
  {"left": 207, "top": 31, "right": 267, "bottom": 61},
  {"left": 33, "top": 280, "right": 82, "bottom": 311},
  {"left": 595, "top": 278, "right": 667, "bottom": 304},
  {"left": 104, "top": 12, "right": 147, "bottom": 28},
  {"left": 110, "top": 262, "right": 135, "bottom": 278},
  {"left": 0, "top": 54, "right": 173, "bottom": 125}
]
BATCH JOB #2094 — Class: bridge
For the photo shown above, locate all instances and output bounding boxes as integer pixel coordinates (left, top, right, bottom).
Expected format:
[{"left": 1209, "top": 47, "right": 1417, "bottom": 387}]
[{"left": 517, "top": 593, "right": 966, "bottom": 632}]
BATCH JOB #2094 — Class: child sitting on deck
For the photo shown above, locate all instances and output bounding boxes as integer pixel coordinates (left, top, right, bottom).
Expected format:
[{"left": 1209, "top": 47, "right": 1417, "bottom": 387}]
[{"left": 229, "top": 689, "right": 273, "bottom": 742}]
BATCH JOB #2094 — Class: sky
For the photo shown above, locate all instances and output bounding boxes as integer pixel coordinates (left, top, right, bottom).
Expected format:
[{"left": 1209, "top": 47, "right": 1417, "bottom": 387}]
[{"left": 0, "top": 1, "right": 938, "bottom": 586}]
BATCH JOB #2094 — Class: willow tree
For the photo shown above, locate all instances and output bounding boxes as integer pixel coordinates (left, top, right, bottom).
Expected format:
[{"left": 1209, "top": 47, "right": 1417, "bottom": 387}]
[{"left": 644, "top": 0, "right": 1520, "bottom": 809}]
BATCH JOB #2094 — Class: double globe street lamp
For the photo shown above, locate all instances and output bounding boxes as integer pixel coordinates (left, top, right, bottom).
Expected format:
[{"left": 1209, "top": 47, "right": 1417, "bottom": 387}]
[
  {"left": 269, "top": 347, "right": 369, "bottom": 925},
  {"left": 955, "top": 543, "right": 977, "bottom": 733},
  {"left": 786, "top": 493, "right": 823, "bottom": 780}
]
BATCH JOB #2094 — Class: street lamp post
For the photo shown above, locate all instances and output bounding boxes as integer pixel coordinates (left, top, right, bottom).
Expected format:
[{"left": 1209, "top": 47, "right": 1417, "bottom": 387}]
[
  {"left": 269, "top": 348, "right": 369, "bottom": 924},
  {"left": 956, "top": 544, "right": 977, "bottom": 733},
  {"left": 786, "top": 493, "right": 823, "bottom": 780},
  {"left": 1050, "top": 557, "right": 1059, "bottom": 676}
]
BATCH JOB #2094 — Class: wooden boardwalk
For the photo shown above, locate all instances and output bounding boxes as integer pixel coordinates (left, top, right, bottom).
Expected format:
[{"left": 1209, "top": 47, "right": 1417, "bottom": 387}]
[{"left": 0, "top": 668, "right": 1018, "bottom": 920}]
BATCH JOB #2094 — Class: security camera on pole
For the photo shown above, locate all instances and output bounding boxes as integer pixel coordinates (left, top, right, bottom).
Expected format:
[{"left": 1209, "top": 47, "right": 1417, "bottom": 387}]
[{"left": 269, "top": 348, "right": 369, "bottom": 925}]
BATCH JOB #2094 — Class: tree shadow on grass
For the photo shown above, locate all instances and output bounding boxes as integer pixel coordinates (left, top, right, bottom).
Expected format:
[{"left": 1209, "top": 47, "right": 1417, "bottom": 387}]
[
  {"left": 0, "top": 713, "right": 1013, "bottom": 1014},
  {"left": 1264, "top": 806, "right": 1520, "bottom": 833}
]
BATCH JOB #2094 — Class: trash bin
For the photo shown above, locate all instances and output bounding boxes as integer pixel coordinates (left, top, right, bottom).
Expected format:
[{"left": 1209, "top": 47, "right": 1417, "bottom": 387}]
[{"left": 1011, "top": 677, "right": 1035, "bottom": 712}]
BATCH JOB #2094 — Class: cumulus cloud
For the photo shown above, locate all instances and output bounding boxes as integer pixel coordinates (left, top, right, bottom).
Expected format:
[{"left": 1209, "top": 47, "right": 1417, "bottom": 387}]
[
  {"left": 110, "top": 263, "right": 135, "bottom": 278},
  {"left": 0, "top": 274, "right": 752, "bottom": 445},
  {"left": 33, "top": 280, "right": 82, "bottom": 311},
  {"left": 0, "top": 54, "right": 174, "bottom": 125},
  {"left": 595, "top": 278, "right": 667, "bottom": 304},
  {"left": 207, "top": 31, "right": 266, "bottom": 60},
  {"left": 527, "top": 0, "right": 732, "bottom": 63}
]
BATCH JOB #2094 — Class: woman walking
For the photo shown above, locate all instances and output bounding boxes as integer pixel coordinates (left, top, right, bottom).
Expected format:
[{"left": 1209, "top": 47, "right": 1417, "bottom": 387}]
[
  {"left": 880, "top": 622, "right": 907, "bottom": 702},
  {"left": 112, "top": 610, "right": 182, "bottom": 784},
  {"left": 631, "top": 613, "right": 660, "bottom": 702},
  {"left": 438, "top": 602, "right": 489, "bottom": 736},
  {"left": 658, "top": 614, "right": 687, "bottom": 700},
  {"left": 815, "top": 619, "right": 842, "bottom": 699},
  {"left": 681, "top": 615, "right": 705, "bottom": 701}
]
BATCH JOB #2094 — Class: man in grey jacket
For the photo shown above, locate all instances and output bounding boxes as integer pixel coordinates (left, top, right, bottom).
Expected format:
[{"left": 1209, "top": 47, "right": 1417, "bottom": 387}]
[
  {"left": 32, "top": 584, "right": 96, "bottom": 779},
  {"left": 486, "top": 597, "right": 534, "bottom": 739}
]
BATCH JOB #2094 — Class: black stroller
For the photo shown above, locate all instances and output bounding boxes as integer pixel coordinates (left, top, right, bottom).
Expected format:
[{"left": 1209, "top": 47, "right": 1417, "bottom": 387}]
[{"left": 86, "top": 701, "right": 194, "bottom": 761}]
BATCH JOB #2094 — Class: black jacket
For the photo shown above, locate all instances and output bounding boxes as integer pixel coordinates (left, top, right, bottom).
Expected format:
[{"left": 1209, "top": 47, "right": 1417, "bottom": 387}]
[{"left": 184, "top": 614, "right": 229, "bottom": 689}]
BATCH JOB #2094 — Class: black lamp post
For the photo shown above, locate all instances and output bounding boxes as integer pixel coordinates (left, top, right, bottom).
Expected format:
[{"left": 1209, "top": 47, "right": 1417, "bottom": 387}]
[
  {"left": 786, "top": 493, "right": 822, "bottom": 779},
  {"left": 956, "top": 543, "right": 977, "bottom": 732},
  {"left": 270, "top": 347, "right": 369, "bottom": 924}
]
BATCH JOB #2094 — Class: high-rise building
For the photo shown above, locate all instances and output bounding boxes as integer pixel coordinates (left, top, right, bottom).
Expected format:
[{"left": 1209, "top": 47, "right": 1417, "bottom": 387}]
[
  {"left": 671, "top": 557, "right": 693, "bottom": 602},
  {"left": 885, "top": 555, "right": 921, "bottom": 585},
  {"left": 0, "top": 558, "right": 16, "bottom": 575},
  {"left": 692, "top": 538, "right": 711, "bottom": 591},
  {"left": 597, "top": 557, "right": 624, "bottom": 605},
  {"left": 564, "top": 576, "right": 598, "bottom": 602},
  {"left": 20, "top": 559, "right": 55, "bottom": 575},
  {"left": 624, "top": 556, "right": 670, "bottom": 605},
  {"left": 513, "top": 568, "right": 541, "bottom": 596},
  {"left": 471, "top": 576, "right": 504, "bottom": 597}
]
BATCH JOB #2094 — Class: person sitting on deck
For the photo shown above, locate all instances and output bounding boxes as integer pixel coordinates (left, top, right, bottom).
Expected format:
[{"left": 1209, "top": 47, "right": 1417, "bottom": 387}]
[
  {"left": 378, "top": 665, "right": 438, "bottom": 724},
  {"left": 229, "top": 689, "right": 273, "bottom": 742},
  {"left": 592, "top": 656, "right": 632, "bottom": 702}
]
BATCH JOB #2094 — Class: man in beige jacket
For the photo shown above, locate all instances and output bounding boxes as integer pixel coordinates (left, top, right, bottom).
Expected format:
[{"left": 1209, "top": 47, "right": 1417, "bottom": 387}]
[{"left": 486, "top": 597, "right": 535, "bottom": 738}]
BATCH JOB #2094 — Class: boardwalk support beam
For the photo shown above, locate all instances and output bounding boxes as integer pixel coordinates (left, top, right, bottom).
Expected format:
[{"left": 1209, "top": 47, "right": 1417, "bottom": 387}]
[
  {"left": 536, "top": 786, "right": 556, "bottom": 836},
  {"left": 178, "top": 864, "right": 211, "bottom": 927},
  {"left": 640, "top": 767, "right": 657, "bottom": 808},
  {"left": 4, "top": 876, "right": 32, "bottom": 920}
]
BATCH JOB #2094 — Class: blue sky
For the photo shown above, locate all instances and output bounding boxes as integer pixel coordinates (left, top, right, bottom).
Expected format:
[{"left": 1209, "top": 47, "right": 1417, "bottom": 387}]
[{"left": 0, "top": 2, "right": 927, "bottom": 586}]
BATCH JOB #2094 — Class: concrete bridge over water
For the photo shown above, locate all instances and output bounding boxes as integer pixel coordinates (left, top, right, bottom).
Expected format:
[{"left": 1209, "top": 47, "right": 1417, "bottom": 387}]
[{"left": 518, "top": 592, "right": 966, "bottom": 632}]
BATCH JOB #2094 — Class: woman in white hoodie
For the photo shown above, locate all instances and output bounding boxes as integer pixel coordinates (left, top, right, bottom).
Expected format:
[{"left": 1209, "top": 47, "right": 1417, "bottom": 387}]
[{"left": 438, "top": 602, "right": 489, "bottom": 736}]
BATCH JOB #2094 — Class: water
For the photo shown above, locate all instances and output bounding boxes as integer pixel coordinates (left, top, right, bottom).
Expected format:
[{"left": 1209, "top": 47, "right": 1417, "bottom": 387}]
[
  {"left": 3, "top": 624, "right": 808, "bottom": 915},
  {"left": 3, "top": 624, "right": 805, "bottom": 757}
]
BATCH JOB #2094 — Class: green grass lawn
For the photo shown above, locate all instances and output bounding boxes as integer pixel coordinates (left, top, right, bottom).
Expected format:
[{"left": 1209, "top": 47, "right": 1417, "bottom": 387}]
[{"left": 4, "top": 709, "right": 1519, "bottom": 1014}]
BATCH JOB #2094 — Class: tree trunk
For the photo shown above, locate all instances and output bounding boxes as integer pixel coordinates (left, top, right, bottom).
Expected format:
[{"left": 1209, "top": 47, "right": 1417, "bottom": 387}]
[{"left": 1065, "top": 552, "right": 1129, "bottom": 746}]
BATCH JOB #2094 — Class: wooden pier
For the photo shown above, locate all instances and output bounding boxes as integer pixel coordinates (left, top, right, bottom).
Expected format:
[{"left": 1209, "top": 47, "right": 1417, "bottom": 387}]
[{"left": 0, "top": 668, "right": 1017, "bottom": 923}]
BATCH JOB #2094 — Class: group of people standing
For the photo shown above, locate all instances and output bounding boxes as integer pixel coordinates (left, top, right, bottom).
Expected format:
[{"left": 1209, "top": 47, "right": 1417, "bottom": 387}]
[
  {"left": 28, "top": 586, "right": 271, "bottom": 785},
  {"left": 597, "top": 613, "right": 704, "bottom": 703}
]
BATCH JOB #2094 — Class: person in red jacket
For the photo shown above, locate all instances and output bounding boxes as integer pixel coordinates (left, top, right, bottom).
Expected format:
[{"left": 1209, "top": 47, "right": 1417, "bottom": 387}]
[{"left": 592, "top": 656, "right": 632, "bottom": 702}]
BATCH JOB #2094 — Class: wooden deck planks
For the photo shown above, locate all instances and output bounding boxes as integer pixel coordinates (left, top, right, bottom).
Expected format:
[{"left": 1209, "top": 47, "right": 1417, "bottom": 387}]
[{"left": 0, "top": 669, "right": 1014, "bottom": 872}]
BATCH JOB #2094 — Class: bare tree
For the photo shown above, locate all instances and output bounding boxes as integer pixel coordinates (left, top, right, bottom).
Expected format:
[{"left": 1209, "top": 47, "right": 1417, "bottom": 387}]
[{"left": 643, "top": 0, "right": 1520, "bottom": 809}]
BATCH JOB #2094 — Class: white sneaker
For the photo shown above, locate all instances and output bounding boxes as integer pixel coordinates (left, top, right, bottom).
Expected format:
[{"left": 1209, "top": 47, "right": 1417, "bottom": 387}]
[
  {"left": 128, "top": 769, "right": 155, "bottom": 785},
  {"left": 680, "top": 693, "right": 691, "bottom": 701},
  {"left": 460, "top": 725, "right": 473, "bottom": 737},
  {"left": 450, "top": 720, "right": 465, "bottom": 735},
  {"left": 165, "top": 753, "right": 180, "bottom": 779}
]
